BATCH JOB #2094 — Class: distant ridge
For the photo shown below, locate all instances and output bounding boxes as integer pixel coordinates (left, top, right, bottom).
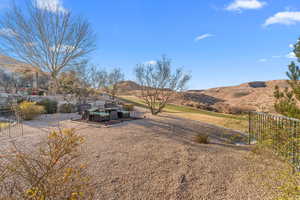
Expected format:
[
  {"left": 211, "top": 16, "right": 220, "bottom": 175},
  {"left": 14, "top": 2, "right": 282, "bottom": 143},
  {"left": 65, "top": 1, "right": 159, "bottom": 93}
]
[
  {"left": 118, "top": 79, "right": 290, "bottom": 114},
  {"left": 0, "top": 54, "right": 40, "bottom": 73},
  {"left": 117, "top": 80, "right": 141, "bottom": 91},
  {"left": 178, "top": 80, "right": 289, "bottom": 113}
]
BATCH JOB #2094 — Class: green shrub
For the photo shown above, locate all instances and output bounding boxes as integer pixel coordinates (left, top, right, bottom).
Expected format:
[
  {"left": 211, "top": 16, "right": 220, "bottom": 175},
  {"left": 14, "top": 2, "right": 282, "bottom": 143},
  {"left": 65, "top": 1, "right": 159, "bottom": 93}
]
[
  {"left": 37, "top": 99, "right": 58, "bottom": 114},
  {"left": 232, "top": 91, "right": 250, "bottom": 98},
  {"left": 195, "top": 134, "right": 209, "bottom": 144},
  {"left": 59, "top": 103, "right": 75, "bottom": 113},
  {"left": 19, "top": 101, "right": 45, "bottom": 120},
  {"left": 123, "top": 104, "right": 134, "bottom": 111}
]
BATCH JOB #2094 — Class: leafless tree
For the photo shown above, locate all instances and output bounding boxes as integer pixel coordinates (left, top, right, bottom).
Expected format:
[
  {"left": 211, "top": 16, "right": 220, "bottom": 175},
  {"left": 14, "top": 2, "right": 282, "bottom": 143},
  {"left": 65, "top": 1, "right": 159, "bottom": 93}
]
[
  {"left": 88, "top": 67, "right": 124, "bottom": 100},
  {"left": 0, "top": 1, "right": 96, "bottom": 93},
  {"left": 0, "top": 68, "right": 12, "bottom": 93},
  {"left": 89, "top": 65, "right": 108, "bottom": 90},
  {"left": 107, "top": 68, "right": 124, "bottom": 100},
  {"left": 135, "top": 56, "right": 191, "bottom": 115},
  {"left": 0, "top": 68, "right": 23, "bottom": 93}
]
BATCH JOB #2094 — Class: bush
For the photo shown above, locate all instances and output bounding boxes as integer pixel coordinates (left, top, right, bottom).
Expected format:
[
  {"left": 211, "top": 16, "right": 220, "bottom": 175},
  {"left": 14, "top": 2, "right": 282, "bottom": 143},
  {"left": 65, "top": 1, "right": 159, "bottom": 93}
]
[
  {"left": 123, "top": 104, "right": 134, "bottom": 111},
  {"left": 59, "top": 103, "right": 76, "bottom": 113},
  {"left": 37, "top": 98, "right": 58, "bottom": 114},
  {"left": 0, "top": 129, "right": 95, "bottom": 199},
  {"left": 195, "top": 134, "right": 209, "bottom": 144},
  {"left": 18, "top": 101, "right": 45, "bottom": 120},
  {"left": 232, "top": 91, "right": 250, "bottom": 98}
]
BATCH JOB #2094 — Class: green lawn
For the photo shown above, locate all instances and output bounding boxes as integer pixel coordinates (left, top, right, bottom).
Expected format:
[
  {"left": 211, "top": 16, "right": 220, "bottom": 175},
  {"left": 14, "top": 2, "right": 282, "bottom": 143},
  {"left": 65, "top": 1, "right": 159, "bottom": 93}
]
[
  {"left": 119, "top": 95, "right": 248, "bottom": 132},
  {"left": 119, "top": 96, "right": 246, "bottom": 120}
]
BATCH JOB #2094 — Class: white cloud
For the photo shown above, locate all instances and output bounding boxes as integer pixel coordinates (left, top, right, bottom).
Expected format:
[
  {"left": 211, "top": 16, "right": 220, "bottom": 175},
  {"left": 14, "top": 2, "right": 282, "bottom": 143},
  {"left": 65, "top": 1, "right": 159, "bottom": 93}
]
[
  {"left": 258, "top": 58, "right": 267, "bottom": 62},
  {"left": 34, "top": 0, "right": 66, "bottom": 13},
  {"left": 0, "top": 28, "right": 17, "bottom": 37},
  {"left": 272, "top": 55, "right": 282, "bottom": 58},
  {"left": 264, "top": 11, "right": 300, "bottom": 26},
  {"left": 286, "top": 52, "right": 297, "bottom": 59},
  {"left": 289, "top": 44, "right": 294, "bottom": 48},
  {"left": 145, "top": 60, "right": 157, "bottom": 65},
  {"left": 195, "top": 34, "right": 214, "bottom": 41},
  {"left": 226, "top": 0, "right": 266, "bottom": 11}
]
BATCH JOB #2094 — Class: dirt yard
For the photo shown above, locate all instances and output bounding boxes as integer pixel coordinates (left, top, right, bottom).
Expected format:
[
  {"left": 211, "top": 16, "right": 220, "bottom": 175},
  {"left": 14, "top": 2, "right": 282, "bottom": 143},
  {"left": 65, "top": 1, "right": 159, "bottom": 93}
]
[{"left": 0, "top": 113, "right": 276, "bottom": 200}]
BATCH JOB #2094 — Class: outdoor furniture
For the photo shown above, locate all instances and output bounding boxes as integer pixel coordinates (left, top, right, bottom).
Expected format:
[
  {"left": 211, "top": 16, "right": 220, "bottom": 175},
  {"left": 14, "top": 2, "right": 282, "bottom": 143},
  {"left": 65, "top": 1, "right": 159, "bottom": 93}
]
[
  {"left": 81, "top": 102, "right": 132, "bottom": 123},
  {"left": 82, "top": 108, "right": 102, "bottom": 121},
  {"left": 110, "top": 111, "right": 118, "bottom": 120},
  {"left": 77, "top": 104, "right": 92, "bottom": 114},
  {"left": 118, "top": 111, "right": 130, "bottom": 118},
  {"left": 89, "top": 111, "right": 110, "bottom": 122}
]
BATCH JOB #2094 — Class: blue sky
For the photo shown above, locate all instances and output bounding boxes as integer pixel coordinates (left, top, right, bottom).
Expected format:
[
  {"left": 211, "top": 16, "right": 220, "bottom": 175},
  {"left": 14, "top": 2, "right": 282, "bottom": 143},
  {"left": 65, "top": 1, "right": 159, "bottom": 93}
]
[{"left": 3, "top": 0, "right": 300, "bottom": 89}]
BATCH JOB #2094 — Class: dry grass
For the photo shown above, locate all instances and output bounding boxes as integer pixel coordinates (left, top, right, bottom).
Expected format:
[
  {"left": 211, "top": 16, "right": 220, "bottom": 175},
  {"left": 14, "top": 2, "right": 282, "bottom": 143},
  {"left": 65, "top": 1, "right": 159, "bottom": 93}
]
[
  {"left": 246, "top": 145, "right": 300, "bottom": 200},
  {"left": 170, "top": 112, "right": 248, "bottom": 132}
]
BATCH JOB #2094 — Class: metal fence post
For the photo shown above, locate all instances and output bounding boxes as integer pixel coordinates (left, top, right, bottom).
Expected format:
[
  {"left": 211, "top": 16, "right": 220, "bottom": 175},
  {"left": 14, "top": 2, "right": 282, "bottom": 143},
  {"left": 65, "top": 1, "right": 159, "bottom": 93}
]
[{"left": 248, "top": 112, "right": 251, "bottom": 145}]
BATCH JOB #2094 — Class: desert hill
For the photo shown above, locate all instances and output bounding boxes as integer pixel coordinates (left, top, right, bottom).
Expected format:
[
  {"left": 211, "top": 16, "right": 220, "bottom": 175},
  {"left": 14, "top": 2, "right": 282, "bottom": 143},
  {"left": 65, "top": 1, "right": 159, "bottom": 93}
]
[
  {"left": 117, "top": 81, "right": 141, "bottom": 92},
  {"left": 118, "top": 80, "right": 290, "bottom": 114},
  {"left": 178, "top": 80, "right": 289, "bottom": 113},
  {"left": 0, "top": 54, "right": 40, "bottom": 73}
]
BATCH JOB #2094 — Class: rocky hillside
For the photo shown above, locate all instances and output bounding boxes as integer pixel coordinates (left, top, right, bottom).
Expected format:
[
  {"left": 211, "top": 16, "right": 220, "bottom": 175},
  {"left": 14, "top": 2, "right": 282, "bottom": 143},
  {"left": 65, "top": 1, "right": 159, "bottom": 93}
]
[
  {"left": 178, "top": 80, "right": 289, "bottom": 114},
  {"left": 118, "top": 80, "right": 290, "bottom": 114}
]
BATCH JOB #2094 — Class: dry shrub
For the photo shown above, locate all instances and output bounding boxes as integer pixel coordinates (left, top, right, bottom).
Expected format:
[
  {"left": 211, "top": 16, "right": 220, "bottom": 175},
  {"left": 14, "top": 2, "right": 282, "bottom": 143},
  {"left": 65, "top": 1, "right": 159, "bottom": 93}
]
[
  {"left": 123, "top": 104, "right": 134, "bottom": 111},
  {"left": 195, "top": 134, "right": 209, "bottom": 144},
  {"left": 59, "top": 103, "right": 76, "bottom": 113},
  {"left": 37, "top": 98, "right": 58, "bottom": 114},
  {"left": 232, "top": 91, "right": 250, "bottom": 98},
  {"left": 0, "top": 129, "right": 95, "bottom": 200},
  {"left": 18, "top": 101, "right": 45, "bottom": 120},
  {"left": 214, "top": 102, "right": 251, "bottom": 114}
]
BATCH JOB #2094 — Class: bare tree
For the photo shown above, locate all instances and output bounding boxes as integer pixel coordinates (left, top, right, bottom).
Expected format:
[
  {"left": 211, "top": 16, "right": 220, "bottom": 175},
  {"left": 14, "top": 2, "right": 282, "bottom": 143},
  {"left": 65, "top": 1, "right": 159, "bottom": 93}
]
[
  {"left": 58, "top": 70, "right": 92, "bottom": 104},
  {"left": 135, "top": 56, "right": 191, "bottom": 115},
  {"left": 88, "top": 67, "right": 124, "bottom": 100},
  {"left": 107, "top": 68, "right": 124, "bottom": 100},
  {"left": 0, "top": 68, "right": 12, "bottom": 93},
  {"left": 89, "top": 65, "right": 108, "bottom": 90},
  {"left": 0, "top": 1, "right": 96, "bottom": 93},
  {"left": 0, "top": 68, "right": 23, "bottom": 93}
]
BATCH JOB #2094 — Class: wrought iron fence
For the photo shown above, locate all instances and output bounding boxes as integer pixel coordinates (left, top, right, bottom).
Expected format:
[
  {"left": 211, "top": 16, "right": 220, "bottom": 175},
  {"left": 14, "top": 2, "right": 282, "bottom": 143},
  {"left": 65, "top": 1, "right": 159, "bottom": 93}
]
[
  {"left": 249, "top": 111, "right": 300, "bottom": 170},
  {"left": 0, "top": 108, "right": 23, "bottom": 138}
]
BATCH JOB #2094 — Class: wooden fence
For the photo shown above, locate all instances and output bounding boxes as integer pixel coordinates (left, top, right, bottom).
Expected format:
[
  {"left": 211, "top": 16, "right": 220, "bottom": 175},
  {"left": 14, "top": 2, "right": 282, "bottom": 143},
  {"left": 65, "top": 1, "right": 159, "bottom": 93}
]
[{"left": 249, "top": 111, "right": 300, "bottom": 170}]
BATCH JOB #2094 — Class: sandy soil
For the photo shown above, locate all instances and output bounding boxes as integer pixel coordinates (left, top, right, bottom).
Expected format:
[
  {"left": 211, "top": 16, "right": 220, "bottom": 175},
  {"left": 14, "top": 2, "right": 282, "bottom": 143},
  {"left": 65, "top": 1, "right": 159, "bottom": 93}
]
[{"left": 0, "top": 113, "right": 274, "bottom": 200}]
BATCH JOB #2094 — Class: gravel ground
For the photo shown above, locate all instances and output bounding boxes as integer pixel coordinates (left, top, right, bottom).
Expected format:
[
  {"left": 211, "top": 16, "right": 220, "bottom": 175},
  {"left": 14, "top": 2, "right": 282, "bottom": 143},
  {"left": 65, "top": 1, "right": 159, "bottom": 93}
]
[{"left": 0, "top": 112, "right": 274, "bottom": 199}]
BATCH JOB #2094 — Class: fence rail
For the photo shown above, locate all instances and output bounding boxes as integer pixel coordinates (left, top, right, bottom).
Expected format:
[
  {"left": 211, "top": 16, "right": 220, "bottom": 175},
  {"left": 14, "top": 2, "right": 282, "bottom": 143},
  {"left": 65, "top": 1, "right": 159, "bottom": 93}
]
[
  {"left": 249, "top": 111, "right": 300, "bottom": 170},
  {"left": 0, "top": 109, "right": 23, "bottom": 138}
]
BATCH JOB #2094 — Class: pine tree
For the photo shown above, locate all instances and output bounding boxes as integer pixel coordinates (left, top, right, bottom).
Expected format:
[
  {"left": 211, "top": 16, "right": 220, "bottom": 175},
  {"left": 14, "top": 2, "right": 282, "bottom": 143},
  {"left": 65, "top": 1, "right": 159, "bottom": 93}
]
[{"left": 274, "top": 38, "right": 300, "bottom": 119}]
